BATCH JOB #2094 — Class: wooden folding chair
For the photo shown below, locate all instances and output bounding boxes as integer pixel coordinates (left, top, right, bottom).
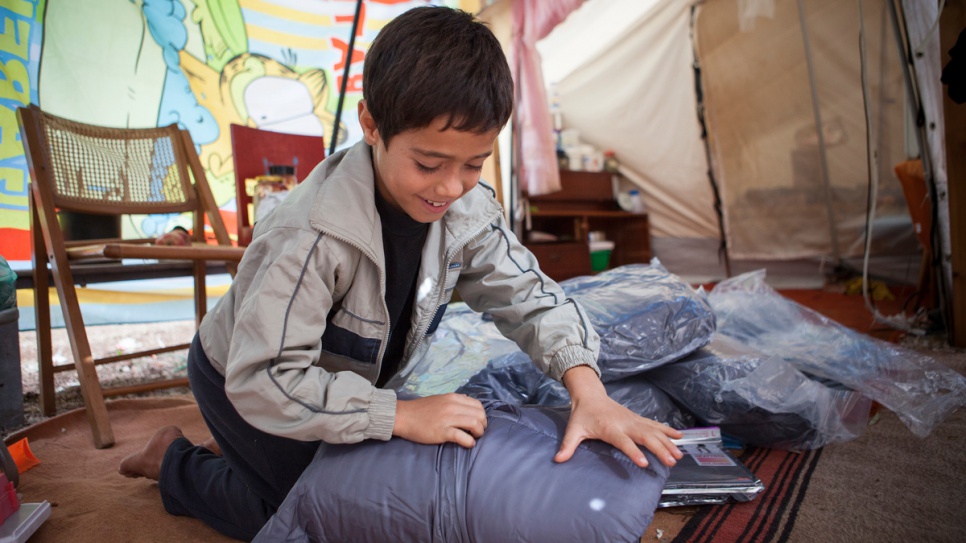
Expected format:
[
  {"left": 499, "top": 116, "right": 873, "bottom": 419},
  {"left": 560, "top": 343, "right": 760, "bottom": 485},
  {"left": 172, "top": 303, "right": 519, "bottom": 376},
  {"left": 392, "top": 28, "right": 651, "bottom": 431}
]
[
  {"left": 17, "top": 105, "right": 246, "bottom": 448},
  {"left": 230, "top": 124, "right": 326, "bottom": 246}
]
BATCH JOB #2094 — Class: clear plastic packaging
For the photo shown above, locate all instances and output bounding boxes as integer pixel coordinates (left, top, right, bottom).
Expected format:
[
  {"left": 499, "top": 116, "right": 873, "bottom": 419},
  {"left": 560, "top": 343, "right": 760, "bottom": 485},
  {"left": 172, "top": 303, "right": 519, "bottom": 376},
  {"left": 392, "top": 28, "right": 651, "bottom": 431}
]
[
  {"left": 646, "top": 335, "right": 873, "bottom": 450},
  {"left": 601, "top": 374, "right": 696, "bottom": 430},
  {"left": 398, "top": 261, "right": 716, "bottom": 396},
  {"left": 561, "top": 262, "right": 716, "bottom": 382},
  {"left": 456, "top": 351, "right": 569, "bottom": 406},
  {"left": 709, "top": 270, "right": 966, "bottom": 438},
  {"left": 456, "top": 350, "right": 696, "bottom": 430},
  {"left": 399, "top": 264, "right": 962, "bottom": 449},
  {"left": 396, "top": 303, "right": 515, "bottom": 399}
]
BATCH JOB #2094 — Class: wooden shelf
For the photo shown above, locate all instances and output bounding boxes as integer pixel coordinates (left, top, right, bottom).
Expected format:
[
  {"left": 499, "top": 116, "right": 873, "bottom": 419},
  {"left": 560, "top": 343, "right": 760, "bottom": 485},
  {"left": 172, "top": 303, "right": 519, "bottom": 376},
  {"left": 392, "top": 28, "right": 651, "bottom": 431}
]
[
  {"left": 525, "top": 241, "right": 592, "bottom": 282},
  {"left": 531, "top": 209, "right": 637, "bottom": 218},
  {"left": 524, "top": 170, "right": 651, "bottom": 282}
]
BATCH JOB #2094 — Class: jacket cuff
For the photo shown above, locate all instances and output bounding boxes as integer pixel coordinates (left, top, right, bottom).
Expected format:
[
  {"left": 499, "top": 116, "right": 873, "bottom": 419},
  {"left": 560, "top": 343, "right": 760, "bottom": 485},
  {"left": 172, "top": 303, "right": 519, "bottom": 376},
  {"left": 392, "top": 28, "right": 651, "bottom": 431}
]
[
  {"left": 364, "top": 388, "right": 397, "bottom": 441},
  {"left": 548, "top": 344, "right": 601, "bottom": 382}
]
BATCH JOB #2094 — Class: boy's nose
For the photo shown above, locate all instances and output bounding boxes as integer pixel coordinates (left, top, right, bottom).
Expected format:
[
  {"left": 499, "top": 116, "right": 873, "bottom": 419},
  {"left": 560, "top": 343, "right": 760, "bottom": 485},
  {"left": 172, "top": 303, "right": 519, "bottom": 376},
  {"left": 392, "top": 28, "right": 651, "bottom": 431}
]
[{"left": 435, "top": 171, "right": 465, "bottom": 199}]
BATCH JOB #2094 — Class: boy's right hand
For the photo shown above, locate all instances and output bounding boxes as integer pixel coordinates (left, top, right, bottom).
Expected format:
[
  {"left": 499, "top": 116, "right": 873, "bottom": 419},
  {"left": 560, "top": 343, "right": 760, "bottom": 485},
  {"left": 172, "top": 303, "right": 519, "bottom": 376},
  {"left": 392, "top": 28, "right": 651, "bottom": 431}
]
[{"left": 393, "top": 393, "right": 487, "bottom": 448}]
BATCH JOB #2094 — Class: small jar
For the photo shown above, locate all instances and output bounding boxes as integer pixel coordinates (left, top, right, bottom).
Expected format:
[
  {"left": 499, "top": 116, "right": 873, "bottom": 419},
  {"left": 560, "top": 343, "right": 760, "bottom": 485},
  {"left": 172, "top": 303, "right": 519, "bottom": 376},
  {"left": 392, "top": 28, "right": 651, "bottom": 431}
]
[
  {"left": 604, "top": 150, "right": 619, "bottom": 173},
  {"left": 269, "top": 165, "right": 297, "bottom": 189},
  {"left": 583, "top": 147, "right": 605, "bottom": 172}
]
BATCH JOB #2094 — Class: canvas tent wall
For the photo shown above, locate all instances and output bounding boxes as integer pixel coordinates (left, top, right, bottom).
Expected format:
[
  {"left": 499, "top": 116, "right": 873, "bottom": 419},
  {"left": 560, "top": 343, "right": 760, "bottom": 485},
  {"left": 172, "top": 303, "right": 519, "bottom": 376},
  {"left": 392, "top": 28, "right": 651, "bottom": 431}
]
[{"left": 486, "top": 0, "right": 952, "bottom": 324}]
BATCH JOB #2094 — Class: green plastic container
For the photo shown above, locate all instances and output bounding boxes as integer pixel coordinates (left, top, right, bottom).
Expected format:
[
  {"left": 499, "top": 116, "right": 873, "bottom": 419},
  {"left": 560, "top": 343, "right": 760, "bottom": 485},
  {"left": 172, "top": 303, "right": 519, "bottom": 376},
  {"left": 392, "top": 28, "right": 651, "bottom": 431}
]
[
  {"left": 589, "top": 240, "right": 615, "bottom": 272},
  {"left": 0, "top": 256, "right": 15, "bottom": 311},
  {"left": 0, "top": 255, "right": 22, "bottom": 431},
  {"left": 590, "top": 250, "right": 612, "bottom": 272}
]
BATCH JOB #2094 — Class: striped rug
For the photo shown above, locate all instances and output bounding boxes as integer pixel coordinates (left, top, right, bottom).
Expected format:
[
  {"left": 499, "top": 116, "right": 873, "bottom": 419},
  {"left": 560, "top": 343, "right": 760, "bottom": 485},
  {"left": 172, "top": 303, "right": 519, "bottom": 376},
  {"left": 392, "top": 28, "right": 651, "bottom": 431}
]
[{"left": 671, "top": 446, "right": 824, "bottom": 543}]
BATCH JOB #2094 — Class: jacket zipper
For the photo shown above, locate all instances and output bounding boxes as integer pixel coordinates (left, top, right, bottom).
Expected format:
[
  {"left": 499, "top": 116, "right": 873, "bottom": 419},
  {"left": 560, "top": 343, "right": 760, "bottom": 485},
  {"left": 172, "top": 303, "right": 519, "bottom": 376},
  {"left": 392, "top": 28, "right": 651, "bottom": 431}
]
[{"left": 403, "top": 208, "right": 502, "bottom": 363}]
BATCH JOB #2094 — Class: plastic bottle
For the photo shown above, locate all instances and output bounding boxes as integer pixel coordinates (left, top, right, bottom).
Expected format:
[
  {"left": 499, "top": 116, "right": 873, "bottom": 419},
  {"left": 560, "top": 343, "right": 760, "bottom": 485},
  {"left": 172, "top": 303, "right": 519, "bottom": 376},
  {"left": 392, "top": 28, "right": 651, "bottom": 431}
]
[{"left": 628, "top": 189, "right": 645, "bottom": 213}]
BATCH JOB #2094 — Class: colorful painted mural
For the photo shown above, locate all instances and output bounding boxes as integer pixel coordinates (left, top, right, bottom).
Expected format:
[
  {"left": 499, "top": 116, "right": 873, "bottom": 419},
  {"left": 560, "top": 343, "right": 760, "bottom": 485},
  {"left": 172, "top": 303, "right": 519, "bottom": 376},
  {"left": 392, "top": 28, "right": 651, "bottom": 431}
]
[{"left": 0, "top": 0, "right": 462, "bottom": 263}]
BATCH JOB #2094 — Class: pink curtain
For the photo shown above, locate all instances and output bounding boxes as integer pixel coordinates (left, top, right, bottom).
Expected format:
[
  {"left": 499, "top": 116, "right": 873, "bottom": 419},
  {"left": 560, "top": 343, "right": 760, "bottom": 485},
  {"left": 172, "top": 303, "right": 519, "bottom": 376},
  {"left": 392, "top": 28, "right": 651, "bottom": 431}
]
[{"left": 512, "top": 0, "right": 583, "bottom": 196}]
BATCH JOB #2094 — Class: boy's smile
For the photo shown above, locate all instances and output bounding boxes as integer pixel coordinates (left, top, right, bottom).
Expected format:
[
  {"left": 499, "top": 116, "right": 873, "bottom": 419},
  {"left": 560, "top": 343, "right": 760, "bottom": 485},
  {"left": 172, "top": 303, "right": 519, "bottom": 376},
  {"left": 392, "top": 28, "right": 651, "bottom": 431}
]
[{"left": 359, "top": 101, "right": 499, "bottom": 223}]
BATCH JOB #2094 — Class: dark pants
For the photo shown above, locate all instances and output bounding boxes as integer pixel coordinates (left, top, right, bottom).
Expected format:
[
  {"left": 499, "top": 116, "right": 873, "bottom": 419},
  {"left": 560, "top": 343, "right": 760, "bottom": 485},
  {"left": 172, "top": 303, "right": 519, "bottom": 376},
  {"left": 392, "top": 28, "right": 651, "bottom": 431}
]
[{"left": 158, "top": 333, "right": 321, "bottom": 541}]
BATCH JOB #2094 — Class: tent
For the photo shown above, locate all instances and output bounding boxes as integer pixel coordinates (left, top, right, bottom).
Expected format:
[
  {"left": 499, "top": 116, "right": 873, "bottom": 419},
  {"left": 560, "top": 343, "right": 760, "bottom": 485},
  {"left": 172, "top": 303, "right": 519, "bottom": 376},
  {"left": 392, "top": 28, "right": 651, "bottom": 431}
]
[
  {"left": 2, "top": 0, "right": 959, "bottom": 340},
  {"left": 480, "top": 0, "right": 958, "bottom": 338}
]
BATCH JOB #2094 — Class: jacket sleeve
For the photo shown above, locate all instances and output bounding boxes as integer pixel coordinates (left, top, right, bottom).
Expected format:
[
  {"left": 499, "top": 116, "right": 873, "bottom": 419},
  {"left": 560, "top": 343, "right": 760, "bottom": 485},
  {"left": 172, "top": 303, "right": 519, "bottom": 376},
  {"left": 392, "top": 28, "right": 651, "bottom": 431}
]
[
  {"left": 222, "top": 228, "right": 396, "bottom": 443},
  {"left": 454, "top": 215, "right": 601, "bottom": 382}
]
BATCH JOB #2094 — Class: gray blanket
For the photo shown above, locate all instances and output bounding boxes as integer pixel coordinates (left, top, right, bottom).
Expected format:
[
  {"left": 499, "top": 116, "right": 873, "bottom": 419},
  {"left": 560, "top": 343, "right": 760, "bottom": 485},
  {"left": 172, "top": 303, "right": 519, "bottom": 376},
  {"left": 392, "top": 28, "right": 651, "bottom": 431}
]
[{"left": 254, "top": 402, "right": 670, "bottom": 543}]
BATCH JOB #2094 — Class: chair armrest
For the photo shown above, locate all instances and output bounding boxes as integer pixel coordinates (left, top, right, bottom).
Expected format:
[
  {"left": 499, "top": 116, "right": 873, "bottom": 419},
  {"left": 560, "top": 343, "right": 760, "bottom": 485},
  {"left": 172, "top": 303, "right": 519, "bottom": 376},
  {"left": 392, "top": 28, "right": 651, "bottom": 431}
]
[{"left": 71, "top": 243, "right": 246, "bottom": 262}]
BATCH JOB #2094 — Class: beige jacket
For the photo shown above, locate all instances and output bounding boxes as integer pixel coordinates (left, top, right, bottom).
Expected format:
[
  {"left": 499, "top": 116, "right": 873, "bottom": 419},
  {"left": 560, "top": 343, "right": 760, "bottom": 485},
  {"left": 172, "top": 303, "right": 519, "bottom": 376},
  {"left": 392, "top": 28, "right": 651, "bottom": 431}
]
[{"left": 199, "top": 141, "right": 600, "bottom": 444}]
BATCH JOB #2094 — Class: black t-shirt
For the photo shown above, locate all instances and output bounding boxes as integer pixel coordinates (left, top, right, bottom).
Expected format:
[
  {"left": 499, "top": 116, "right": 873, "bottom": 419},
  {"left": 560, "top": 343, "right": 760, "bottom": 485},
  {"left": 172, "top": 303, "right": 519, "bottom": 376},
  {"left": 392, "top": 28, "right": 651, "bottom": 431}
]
[{"left": 374, "top": 187, "right": 428, "bottom": 387}]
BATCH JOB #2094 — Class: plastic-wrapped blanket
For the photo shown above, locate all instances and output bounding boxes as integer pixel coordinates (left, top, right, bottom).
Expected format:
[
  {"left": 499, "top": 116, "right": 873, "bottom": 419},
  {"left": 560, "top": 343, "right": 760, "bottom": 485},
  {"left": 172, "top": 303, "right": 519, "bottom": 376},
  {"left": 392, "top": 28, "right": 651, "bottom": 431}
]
[
  {"left": 560, "top": 264, "right": 716, "bottom": 382},
  {"left": 401, "top": 264, "right": 960, "bottom": 450},
  {"left": 395, "top": 303, "right": 512, "bottom": 398},
  {"left": 708, "top": 271, "right": 966, "bottom": 438},
  {"left": 397, "top": 262, "right": 715, "bottom": 397},
  {"left": 253, "top": 402, "right": 670, "bottom": 543},
  {"left": 645, "top": 335, "right": 873, "bottom": 450},
  {"left": 457, "top": 351, "right": 695, "bottom": 430}
]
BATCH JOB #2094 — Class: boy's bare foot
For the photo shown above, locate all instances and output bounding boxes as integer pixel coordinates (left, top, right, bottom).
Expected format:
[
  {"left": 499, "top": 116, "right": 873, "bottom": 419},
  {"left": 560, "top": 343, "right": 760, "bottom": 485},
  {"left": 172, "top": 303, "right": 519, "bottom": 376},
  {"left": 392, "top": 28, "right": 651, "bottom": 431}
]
[
  {"left": 118, "top": 426, "right": 185, "bottom": 481},
  {"left": 200, "top": 436, "right": 222, "bottom": 456}
]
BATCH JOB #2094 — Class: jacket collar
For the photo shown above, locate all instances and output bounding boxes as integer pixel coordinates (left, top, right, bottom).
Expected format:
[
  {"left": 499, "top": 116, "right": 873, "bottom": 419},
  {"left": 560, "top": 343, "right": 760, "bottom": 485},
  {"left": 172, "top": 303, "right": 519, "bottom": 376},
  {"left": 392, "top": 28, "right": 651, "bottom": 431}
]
[
  {"left": 310, "top": 141, "right": 381, "bottom": 256},
  {"left": 309, "top": 140, "right": 504, "bottom": 258}
]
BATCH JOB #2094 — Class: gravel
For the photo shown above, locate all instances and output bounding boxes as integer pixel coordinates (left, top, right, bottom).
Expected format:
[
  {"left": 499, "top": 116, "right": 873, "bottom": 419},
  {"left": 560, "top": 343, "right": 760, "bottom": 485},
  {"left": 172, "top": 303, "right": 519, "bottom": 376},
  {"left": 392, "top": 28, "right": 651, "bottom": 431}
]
[{"left": 10, "top": 320, "right": 197, "bottom": 435}]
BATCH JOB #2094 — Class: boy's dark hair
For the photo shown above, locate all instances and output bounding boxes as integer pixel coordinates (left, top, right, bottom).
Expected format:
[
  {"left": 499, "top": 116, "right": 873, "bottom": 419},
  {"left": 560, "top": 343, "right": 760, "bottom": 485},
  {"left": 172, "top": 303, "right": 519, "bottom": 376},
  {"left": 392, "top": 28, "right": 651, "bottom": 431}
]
[{"left": 362, "top": 6, "right": 513, "bottom": 146}]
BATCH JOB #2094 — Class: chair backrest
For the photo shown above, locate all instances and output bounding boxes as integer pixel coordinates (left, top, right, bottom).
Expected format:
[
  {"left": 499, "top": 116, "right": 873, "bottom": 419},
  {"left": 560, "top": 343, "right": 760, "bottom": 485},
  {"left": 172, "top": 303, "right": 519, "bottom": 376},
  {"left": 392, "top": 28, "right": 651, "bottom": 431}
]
[
  {"left": 18, "top": 104, "right": 232, "bottom": 247},
  {"left": 19, "top": 105, "right": 198, "bottom": 216},
  {"left": 230, "top": 124, "right": 326, "bottom": 244}
]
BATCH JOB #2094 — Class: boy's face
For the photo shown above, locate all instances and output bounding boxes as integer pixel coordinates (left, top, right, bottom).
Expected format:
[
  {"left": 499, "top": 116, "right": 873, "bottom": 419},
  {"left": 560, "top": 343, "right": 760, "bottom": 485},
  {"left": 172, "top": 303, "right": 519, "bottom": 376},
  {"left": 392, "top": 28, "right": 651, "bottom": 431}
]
[{"left": 359, "top": 101, "right": 498, "bottom": 223}]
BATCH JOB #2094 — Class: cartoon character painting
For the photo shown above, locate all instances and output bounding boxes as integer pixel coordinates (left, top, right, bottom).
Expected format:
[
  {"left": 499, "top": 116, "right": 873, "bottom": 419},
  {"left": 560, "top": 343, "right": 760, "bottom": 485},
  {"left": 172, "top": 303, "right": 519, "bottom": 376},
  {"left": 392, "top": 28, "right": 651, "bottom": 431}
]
[{"left": 0, "top": 0, "right": 457, "bottom": 261}]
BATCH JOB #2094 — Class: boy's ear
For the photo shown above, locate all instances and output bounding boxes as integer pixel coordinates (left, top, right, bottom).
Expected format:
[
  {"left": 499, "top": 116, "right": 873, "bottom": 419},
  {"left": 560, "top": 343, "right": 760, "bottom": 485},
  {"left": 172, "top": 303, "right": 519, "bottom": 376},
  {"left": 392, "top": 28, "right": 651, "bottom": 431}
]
[{"left": 358, "top": 100, "right": 380, "bottom": 146}]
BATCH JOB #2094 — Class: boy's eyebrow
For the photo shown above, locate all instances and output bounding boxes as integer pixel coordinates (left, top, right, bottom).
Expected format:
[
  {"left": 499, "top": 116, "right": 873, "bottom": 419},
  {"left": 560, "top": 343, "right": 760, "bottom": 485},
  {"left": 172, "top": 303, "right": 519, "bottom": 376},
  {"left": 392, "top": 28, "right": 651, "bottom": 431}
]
[{"left": 413, "top": 148, "right": 493, "bottom": 160}]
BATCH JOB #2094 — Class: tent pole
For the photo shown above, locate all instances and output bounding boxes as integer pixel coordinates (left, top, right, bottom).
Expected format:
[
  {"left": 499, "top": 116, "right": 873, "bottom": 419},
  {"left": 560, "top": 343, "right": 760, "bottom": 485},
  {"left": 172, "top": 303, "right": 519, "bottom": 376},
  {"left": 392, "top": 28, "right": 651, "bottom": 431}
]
[
  {"left": 689, "top": 5, "right": 731, "bottom": 278},
  {"left": 797, "top": 0, "right": 843, "bottom": 265},
  {"left": 509, "top": 23, "right": 523, "bottom": 237},
  {"left": 887, "top": 0, "right": 951, "bottom": 333},
  {"left": 330, "top": 0, "right": 364, "bottom": 156}
]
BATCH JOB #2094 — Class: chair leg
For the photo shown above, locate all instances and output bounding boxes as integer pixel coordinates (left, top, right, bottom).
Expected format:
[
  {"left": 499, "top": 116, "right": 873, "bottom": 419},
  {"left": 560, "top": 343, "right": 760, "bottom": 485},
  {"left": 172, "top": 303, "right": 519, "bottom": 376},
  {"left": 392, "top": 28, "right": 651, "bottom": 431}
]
[
  {"left": 194, "top": 260, "right": 207, "bottom": 327},
  {"left": 30, "top": 197, "right": 56, "bottom": 416},
  {"left": 49, "top": 266, "right": 115, "bottom": 449}
]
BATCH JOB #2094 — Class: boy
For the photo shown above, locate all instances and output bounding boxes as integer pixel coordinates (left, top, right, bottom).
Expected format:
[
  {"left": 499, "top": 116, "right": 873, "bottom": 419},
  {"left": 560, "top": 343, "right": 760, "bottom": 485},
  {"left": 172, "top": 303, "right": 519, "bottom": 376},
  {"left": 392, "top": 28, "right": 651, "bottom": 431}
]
[{"left": 120, "top": 6, "right": 682, "bottom": 540}]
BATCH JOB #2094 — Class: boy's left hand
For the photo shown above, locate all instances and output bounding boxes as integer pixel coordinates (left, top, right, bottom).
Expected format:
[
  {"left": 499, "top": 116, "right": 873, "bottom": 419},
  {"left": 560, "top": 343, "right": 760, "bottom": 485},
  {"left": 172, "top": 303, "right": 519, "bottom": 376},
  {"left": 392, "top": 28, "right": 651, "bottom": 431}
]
[{"left": 555, "top": 365, "right": 683, "bottom": 468}]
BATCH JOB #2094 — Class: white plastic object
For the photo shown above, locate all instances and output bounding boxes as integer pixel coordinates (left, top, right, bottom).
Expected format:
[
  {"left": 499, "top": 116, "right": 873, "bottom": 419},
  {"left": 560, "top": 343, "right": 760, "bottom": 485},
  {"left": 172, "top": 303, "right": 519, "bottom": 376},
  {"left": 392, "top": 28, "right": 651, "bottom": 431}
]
[
  {"left": 0, "top": 502, "right": 51, "bottom": 543},
  {"left": 628, "top": 190, "right": 646, "bottom": 213}
]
